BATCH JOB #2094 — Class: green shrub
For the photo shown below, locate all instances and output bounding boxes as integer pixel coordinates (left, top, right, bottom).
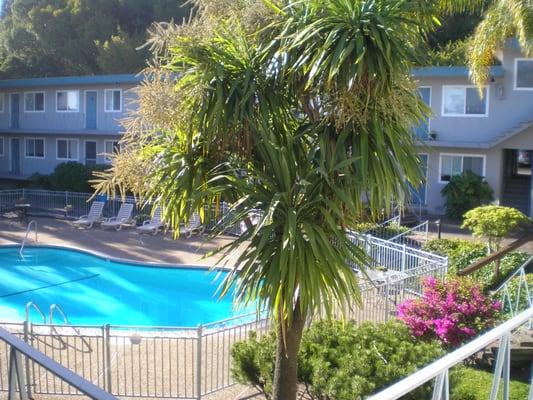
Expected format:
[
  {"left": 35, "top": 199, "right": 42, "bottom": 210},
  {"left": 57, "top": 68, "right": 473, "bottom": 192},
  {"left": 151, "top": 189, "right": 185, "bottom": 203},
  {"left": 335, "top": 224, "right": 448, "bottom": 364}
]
[
  {"left": 231, "top": 320, "right": 444, "bottom": 399},
  {"left": 441, "top": 171, "right": 493, "bottom": 220},
  {"left": 422, "top": 239, "right": 529, "bottom": 289},
  {"left": 499, "top": 272, "right": 533, "bottom": 317},
  {"left": 46, "top": 162, "right": 108, "bottom": 193},
  {"left": 450, "top": 366, "right": 530, "bottom": 400},
  {"left": 462, "top": 206, "right": 530, "bottom": 252},
  {"left": 231, "top": 331, "right": 276, "bottom": 398}
]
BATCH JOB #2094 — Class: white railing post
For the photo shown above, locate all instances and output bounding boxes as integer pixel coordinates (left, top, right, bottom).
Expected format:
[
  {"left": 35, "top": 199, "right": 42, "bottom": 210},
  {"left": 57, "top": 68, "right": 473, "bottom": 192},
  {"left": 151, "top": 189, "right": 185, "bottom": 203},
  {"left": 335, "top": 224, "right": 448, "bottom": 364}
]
[
  {"left": 401, "top": 244, "right": 407, "bottom": 273},
  {"left": 196, "top": 325, "right": 203, "bottom": 400},
  {"left": 431, "top": 370, "right": 449, "bottom": 400},
  {"left": 490, "top": 333, "right": 511, "bottom": 400},
  {"left": 22, "top": 321, "right": 31, "bottom": 399},
  {"left": 104, "top": 324, "right": 112, "bottom": 394}
]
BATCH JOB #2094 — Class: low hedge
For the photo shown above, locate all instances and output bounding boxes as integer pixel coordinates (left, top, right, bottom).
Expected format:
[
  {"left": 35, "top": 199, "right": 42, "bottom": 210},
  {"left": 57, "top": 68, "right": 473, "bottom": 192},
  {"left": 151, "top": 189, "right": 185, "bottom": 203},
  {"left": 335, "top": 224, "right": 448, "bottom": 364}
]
[
  {"left": 450, "top": 367, "right": 530, "bottom": 400},
  {"left": 231, "top": 320, "right": 444, "bottom": 400},
  {"left": 422, "top": 238, "right": 530, "bottom": 290}
]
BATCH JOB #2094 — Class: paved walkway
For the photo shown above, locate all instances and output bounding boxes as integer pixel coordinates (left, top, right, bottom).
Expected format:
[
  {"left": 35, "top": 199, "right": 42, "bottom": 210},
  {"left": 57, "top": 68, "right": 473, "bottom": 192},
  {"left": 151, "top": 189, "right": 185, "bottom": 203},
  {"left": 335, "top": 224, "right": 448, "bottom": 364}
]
[{"left": 0, "top": 216, "right": 242, "bottom": 267}]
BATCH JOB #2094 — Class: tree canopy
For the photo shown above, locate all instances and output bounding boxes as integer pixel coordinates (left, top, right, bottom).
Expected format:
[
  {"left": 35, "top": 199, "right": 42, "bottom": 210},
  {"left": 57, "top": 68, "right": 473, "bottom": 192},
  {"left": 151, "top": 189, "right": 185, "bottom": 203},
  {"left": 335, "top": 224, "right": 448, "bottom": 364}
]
[{"left": 0, "top": 0, "right": 191, "bottom": 78}]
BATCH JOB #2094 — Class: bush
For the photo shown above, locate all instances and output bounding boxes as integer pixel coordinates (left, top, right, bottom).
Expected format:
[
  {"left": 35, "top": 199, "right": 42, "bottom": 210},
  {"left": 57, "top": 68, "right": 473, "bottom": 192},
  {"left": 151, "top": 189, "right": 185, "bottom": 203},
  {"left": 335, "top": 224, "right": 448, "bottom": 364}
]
[
  {"left": 398, "top": 277, "right": 501, "bottom": 347},
  {"left": 231, "top": 331, "right": 276, "bottom": 398},
  {"left": 462, "top": 205, "right": 530, "bottom": 252},
  {"left": 450, "top": 366, "right": 530, "bottom": 400},
  {"left": 441, "top": 171, "right": 493, "bottom": 220},
  {"left": 232, "top": 320, "right": 444, "bottom": 399},
  {"left": 500, "top": 273, "right": 533, "bottom": 317},
  {"left": 422, "top": 239, "right": 529, "bottom": 289},
  {"left": 33, "top": 162, "right": 109, "bottom": 193}
]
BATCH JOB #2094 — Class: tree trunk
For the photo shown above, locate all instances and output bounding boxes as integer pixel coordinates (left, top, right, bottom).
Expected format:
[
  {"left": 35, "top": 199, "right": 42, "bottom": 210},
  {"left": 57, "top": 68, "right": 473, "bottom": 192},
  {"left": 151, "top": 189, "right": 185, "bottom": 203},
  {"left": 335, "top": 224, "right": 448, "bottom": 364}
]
[{"left": 272, "top": 302, "right": 307, "bottom": 400}]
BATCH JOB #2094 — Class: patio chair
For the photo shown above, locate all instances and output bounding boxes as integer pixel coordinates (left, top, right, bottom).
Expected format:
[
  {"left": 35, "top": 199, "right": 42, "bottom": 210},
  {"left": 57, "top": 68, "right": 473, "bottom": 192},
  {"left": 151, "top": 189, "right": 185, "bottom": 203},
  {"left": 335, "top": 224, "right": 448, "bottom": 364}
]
[
  {"left": 101, "top": 203, "right": 134, "bottom": 231},
  {"left": 72, "top": 201, "right": 105, "bottom": 229},
  {"left": 136, "top": 207, "right": 165, "bottom": 236},
  {"left": 179, "top": 212, "right": 205, "bottom": 238}
]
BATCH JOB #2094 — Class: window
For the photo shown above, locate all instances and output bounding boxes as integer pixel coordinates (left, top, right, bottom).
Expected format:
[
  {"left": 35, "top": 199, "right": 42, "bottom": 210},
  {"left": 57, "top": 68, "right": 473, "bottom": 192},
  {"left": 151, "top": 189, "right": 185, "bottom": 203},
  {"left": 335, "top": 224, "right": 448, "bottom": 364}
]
[
  {"left": 439, "top": 154, "right": 485, "bottom": 183},
  {"left": 25, "top": 138, "right": 45, "bottom": 158},
  {"left": 0, "top": 93, "right": 4, "bottom": 113},
  {"left": 85, "top": 141, "right": 97, "bottom": 166},
  {"left": 57, "top": 139, "right": 78, "bottom": 160},
  {"left": 56, "top": 90, "right": 79, "bottom": 112},
  {"left": 104, "top": 89, "right": 122, "bottom": 112},
  {"left": 24, "top": 92, "right": 45, "bottom": 112},
  {"left": 104, "top": 140, "right": 120, "bottom": 163},
  {"left": 0, "top": 137, "right": 4, "bottom": 156},
  {"left": 442, "top": 86, "right": 488, "bottom": 117},
  {"left": 515, "top": 58, "right": 533, "bottom": 90}
]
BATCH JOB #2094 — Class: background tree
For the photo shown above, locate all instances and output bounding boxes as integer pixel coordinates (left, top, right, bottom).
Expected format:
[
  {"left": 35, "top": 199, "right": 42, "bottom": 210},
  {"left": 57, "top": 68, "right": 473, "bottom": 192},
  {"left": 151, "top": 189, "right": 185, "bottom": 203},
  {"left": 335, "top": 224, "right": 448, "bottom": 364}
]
[
  {"left": 462, "top": 205, "right": 530, "bottom": 278},
  {"left": 0, "top": 0, "right": 191, "bottom": 78},
  {"left": 94, "top": 1, "right": 482, "bottom": 399},
  {"left": 468, "top": 0, "right": 533, "bottom": 85}
]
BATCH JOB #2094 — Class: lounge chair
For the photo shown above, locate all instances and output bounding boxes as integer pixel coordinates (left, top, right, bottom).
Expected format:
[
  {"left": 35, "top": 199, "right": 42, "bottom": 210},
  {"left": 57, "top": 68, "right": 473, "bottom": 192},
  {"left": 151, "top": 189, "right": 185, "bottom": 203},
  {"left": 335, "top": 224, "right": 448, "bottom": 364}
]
[
  {"left": 136, "top": 207, "right": 165, "bottom": 236},
  {"left": 101, "top": 203, "right": 134, "bottom": 231},
  {"left": 179, "top": 213, "right": 205, "bottom": 238},
  {"left": 72, "top": 201, "right": 105, "bottom": 229}
]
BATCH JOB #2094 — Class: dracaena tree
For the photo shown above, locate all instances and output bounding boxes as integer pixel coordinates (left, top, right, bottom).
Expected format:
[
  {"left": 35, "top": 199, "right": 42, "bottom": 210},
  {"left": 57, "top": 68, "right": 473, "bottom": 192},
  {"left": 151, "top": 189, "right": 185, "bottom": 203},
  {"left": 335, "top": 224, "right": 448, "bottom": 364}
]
[
  {"left": 94, "top": 1, "right": 474, "bottom": 399},
  {"left": 467, "top": 0, "right": 533, "bottom": 85}
]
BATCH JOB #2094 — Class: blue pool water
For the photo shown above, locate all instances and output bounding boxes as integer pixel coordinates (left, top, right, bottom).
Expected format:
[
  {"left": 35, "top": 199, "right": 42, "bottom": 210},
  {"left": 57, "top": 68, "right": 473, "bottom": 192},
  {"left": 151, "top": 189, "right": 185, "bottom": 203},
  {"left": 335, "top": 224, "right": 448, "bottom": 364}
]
[{"left": 0, "top": 246, "right": 247, "bottom": 327}]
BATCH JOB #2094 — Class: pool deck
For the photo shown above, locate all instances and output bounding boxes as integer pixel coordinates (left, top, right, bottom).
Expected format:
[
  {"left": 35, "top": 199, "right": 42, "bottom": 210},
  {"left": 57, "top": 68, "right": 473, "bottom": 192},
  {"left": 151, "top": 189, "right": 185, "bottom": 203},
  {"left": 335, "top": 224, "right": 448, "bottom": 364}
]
[{"left": 0, "top": 216, "right": 243, "bottom": 268}]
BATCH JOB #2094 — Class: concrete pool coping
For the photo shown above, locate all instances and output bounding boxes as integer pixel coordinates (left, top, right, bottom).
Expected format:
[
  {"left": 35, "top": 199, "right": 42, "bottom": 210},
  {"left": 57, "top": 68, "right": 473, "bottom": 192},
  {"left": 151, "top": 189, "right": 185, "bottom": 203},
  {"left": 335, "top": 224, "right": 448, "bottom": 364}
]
[{"left": 0, "top": 243, "right": 236, "bottom": 272}]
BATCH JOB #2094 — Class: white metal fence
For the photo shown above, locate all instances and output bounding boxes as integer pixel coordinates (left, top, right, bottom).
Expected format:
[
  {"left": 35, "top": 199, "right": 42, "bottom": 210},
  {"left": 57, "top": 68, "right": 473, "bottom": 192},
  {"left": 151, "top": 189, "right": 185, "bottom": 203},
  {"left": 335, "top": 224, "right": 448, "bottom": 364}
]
[
  {"left": 0, "top": 266, "right": 448, "bottom": 400},
  {"left": 348, "top": 231, "right": 448, "bottom": 275}
]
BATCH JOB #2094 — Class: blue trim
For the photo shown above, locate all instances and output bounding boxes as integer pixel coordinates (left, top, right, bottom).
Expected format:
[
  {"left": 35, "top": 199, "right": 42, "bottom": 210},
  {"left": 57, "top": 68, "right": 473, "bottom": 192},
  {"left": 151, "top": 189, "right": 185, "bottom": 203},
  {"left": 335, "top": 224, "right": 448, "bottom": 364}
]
[
  {"left": 0, "top": 74, "right": 143, "bottom": 89},
  {"left": 411, "top": 66, "right": 505, "bottom": 78}
]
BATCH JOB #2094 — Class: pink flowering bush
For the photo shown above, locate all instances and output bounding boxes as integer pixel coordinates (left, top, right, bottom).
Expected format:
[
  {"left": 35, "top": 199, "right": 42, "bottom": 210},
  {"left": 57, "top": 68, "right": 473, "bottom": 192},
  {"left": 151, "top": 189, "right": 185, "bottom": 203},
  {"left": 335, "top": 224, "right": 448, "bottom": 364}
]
[{"left": 398, "top": 277, "right": 501, "bottom": 347}]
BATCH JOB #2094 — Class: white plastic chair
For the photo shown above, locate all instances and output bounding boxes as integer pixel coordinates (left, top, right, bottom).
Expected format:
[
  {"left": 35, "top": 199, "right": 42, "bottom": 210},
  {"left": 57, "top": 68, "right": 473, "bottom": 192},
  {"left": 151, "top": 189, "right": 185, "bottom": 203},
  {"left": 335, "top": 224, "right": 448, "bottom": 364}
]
[
  {"left": 72, "top": 201, "right": 105, "bottom": 229},
  {"left": 101, "top": 203, "right": 134, "bottom": 231},
  {"left": 136, "top": 207, "right": 165, "bottom": 236},
  {"left": 179, "top": 213, "right": 205, "bottom": 238}
]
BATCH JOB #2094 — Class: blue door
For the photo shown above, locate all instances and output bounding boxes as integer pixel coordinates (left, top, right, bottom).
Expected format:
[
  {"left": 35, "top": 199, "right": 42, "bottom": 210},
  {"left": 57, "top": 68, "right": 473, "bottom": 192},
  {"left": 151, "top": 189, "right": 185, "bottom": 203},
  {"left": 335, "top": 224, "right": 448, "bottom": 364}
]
[
  {"left": 409, "top": 154, "right": 428, "bottom": 205},
  {"left": 86, "top": 91, "right": 97, "bottom": 129},
  {"left": 414, "top": 87, "right": 431, "bottom": 139},
  {"left": 10, "top": 138, "right": 20, "bottom": 175},
  {"left": 10, "top": 94, "right": 19, "bottom": 129}
]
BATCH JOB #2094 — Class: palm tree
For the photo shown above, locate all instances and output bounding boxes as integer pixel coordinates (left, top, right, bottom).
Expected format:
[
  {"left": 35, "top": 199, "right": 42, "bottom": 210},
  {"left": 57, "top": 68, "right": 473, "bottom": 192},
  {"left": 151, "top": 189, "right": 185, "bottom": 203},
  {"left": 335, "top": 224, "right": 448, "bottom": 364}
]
[
  {"left": 466, "top": 0, "right": 533, "bottom": 85},
  {"left": 94, "top": 1, "right": 472, "bottom": 399}
]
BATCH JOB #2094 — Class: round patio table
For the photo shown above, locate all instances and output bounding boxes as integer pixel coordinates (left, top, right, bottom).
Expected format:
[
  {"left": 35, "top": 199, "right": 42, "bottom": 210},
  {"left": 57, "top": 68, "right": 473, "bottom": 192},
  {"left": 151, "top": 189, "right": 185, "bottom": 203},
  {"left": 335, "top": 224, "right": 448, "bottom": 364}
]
[{"left": 14, "top": 203, "right": 31, "bottom": 223}]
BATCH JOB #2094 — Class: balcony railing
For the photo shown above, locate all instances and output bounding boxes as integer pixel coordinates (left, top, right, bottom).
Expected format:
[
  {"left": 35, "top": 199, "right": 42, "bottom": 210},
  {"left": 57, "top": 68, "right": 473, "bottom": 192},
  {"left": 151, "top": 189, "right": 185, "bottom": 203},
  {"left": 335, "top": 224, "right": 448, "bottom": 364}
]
[{"left": 368, "top": 307, "right": 533, "bottom": 400}]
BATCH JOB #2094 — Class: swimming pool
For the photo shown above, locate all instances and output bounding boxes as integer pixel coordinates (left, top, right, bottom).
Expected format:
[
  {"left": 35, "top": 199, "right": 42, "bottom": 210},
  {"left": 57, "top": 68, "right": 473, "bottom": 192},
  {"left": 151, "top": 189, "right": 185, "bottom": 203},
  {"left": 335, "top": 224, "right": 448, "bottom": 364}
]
[{"left": 0, "top": 246, "right": 248, "bottom": 327}]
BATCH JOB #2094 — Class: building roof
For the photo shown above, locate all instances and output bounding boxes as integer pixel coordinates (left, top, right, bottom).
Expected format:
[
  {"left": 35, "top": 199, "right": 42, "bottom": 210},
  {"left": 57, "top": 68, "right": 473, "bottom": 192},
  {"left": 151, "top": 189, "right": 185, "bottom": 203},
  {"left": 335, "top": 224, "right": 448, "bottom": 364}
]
[
  {"left": 411, "top": 66, "right": 505, "bottom": 79},
  {"left": 0, "top": 74, "right": 143, "bottom": 89}
]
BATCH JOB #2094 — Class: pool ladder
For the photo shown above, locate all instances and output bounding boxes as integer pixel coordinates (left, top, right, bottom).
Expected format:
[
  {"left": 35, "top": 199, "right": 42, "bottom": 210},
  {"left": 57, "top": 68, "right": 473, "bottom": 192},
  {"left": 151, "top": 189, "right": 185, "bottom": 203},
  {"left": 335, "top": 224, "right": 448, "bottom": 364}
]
[
  {"left": 25, "top": 302, "right": 72, "bottom": 325},
  {"left": 19, "top": 220, "right": 38, "bottom": 257}
]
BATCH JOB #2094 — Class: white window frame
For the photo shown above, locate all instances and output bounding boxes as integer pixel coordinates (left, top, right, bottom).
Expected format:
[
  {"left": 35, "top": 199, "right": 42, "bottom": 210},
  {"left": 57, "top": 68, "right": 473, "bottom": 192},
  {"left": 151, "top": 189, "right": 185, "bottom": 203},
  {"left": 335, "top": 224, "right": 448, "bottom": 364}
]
[
  {"left": 0, "top": 93, "right": 5, "bottom": 113},
  {"left": 84, "top": 140, "right": 97, "bottom": 164},
  {"left": 438, "top": 153, "right": 487, "bottom": 184},
  {"left": 103, "top": 139, "right": 120, "bottom": 163},
  {"left": 56, "top": 138, "right": 79, "bottom": 161},
  {"left": 514, "top": 58, "right": 533, "bottom": 91},
  {"left": 417, "top": 86, "right": 432, "bottom": 135},
  {"left": 441, "top": 85, "right": 489, "bottom": 118},
  {"left": 0, "top": 137, "right": 4, "bottom": 157},
  {"left": 23, "top": 91, "right": 45, "bottom": 113},
  {"left": 56, "top": 90, "right": 80, "bottom": 112},
  {"left": 24, "top": 137, "right": 46, "bottom": 159},
  {"left": 104, "top": 89, "right": 122, "bottom": 113}
]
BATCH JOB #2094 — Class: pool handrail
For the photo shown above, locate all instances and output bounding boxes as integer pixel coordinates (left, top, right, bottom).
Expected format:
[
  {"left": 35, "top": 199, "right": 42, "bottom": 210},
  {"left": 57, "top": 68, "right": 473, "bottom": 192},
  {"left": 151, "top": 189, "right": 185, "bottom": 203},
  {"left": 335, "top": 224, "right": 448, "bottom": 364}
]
[
  {"left": 19, "top": 220, "right": 38, "bottom": 257},
  {"left": 25, "top": 302, "right": 46, "bottom": 324},
  {"left": 49, "top": 304, "right": 70, "bottom": 325}
]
